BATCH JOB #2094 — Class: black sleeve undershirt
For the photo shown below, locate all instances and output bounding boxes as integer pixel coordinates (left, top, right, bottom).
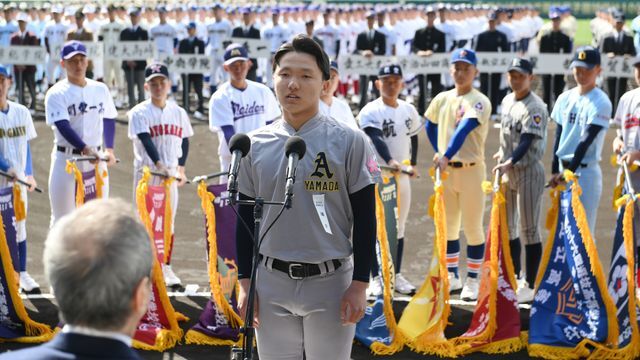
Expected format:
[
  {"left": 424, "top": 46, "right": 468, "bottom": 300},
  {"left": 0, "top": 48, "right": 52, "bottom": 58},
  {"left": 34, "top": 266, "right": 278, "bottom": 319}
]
[
  {"left": 178, "top": 138, "right": 189, "bottom": 166},
  {"left": 137, "top": 133, "right": 160, "bottom": 164},
  {"left": 510, "top": 133, "right": 535, "bottom": 165},
  {"left": 567, "top": 124, "right": 604, "bottom": 172},
  {"left": 410, "top": 135, "right": 418, "bottom": 166},
  {"left": 349, "top": 184, "right": 376, "bottom": 282},
  {"left": 363, "top": 127, "right": 392, "bottom": 164},
  {"left": 551, "top": 124, "right": 562, "bottom": 174}
]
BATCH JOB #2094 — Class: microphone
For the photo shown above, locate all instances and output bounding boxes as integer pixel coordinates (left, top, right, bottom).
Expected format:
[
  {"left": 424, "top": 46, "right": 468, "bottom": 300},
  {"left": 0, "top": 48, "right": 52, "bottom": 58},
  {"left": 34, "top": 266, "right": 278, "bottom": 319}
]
[
  {"left": 227, "top": 133, "right": 251, "bottom": 202},
  {"left": 284, "top": 136, "right": 306, "bottom": 209}
]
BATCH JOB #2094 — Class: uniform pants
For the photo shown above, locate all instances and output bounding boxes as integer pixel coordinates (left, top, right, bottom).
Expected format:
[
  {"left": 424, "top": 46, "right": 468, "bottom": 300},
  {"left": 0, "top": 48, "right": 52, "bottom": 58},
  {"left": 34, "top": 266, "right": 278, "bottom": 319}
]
[
  {"left": 542, "top": 75, "right": 565, "bottom": 112},
  {"left": 396, "top": 173, "right": 411, "bottom": 239},
  {"left": 417, "top": 74, "right": 442, "bottom": 115},
  {"left": 124, "top": 69, "right": 145, "bottom": 108},
  {"left": 182, "top": 74, "right": 204, "bottom": 113},
  {"left": 504, "top": 162, "right": 544, "bottom": 244},
  {"left": 443, "top": 162, "right": 486, "bottom": 245},
  {"left": 561, "top": 162, "right": 601, "bottom": 235},
  {"left": 358, "top": 75, "right": 379, "bottom": 110},
  {"left": 607, "top": 77, "right": 627, "bottom": 110},
  {"left": 48, "top": 148, "right": 109, "bottom": 227},
  {"left": 255, "top": 258, "right": 355, "bottom": 360},
  {"left": 103, "top": 59, "right": 124, "bottom": 94},
  {"left": 15, "top": 71, "right": 36, "bottom": 110},
  {"left": 480, "top": 73, "right": 501, "bottom": 116},
  {"left": 46, "top": 57, "right": 64, "bottom": 86},
  {"left": 209, "top": 55, "right": 227, "bottom": 87}
]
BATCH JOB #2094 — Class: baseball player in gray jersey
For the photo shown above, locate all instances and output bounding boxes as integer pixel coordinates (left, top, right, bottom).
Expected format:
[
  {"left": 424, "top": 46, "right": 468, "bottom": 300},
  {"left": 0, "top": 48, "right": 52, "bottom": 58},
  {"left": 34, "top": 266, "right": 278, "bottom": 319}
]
[
  {"left": 236, "top": 35, "right": 379, "bottom": 360},
  {"left": 493, "top": 58, "right": 548, "bottom": 303}
]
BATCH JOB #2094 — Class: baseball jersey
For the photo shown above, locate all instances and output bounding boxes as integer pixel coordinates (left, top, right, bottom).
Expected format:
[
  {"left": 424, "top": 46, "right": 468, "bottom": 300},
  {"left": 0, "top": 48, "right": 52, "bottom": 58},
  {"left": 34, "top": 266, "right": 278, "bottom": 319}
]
[
  {"left": 314, "top": 25, "right": 339, "bottom": 58},
  {"left": 44, "top": 22, "right": 69, "bottom": 55},
  {"left": 377, "top": 25, "right": 397, "bottom": 56},
  {"left": 45, "top": 79, "right": 118, "bottom": 148},
  {"left": 128, "top": 100, "right": 194, "bottom": 168},
  {"left": 0, "top": 21, "right": 18, "bottom": 47},
  {"left": 206, "top": 19, "right": 232, "bottom": 53},
  {"left": 0, "top": 101, "right": 37, "bottom": 176},
  {"left": 99, "top": 21, "right": 125, "bottom": 44},
  {"left": 551, "top": 87, "right": 612, "bottom": 164},
  {"left": 237, "top": 114, "right": 380, "bottom": 263},
  {"left": 612, "top": 87, "right": 640, "bottom": 150},
  {"left": 358, "top": 98, "right": 421, "bottom": 162},
  {"left": 319, "top": 98, "right": 358, "bottom": 129},
  {"left": 150, "top": 23, "right": 177, "bottom": 56},
  {"left": 499, "top": 92, "right": 549, "bottom": 168},
  {"left": 262, "top": 23, "right": 291, "bottom": 53},
  {"left": 426, "top": 88, "right": 491, "bottom": 163}
]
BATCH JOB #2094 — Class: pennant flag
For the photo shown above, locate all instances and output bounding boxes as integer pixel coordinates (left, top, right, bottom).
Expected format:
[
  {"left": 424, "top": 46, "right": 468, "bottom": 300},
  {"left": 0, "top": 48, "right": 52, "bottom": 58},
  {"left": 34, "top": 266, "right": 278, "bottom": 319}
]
[
  {"left": 65, "top": 161, "right": 105, "bottom": 206},
  {"left": 0, "top": 186, "right": 52, "bottom": 343},
  {"left": 606, "top": 194, "right": 640, "bottom": 359},
  {"left": 355, "top": 175, "right": 402, "bottom": 354},
  {"left": 451, "top": 181, "right": 523, "bottom": 355},
  {"left": 142, "top": 179, "right": 174, "bottom": 265},
  {"left": 396, "top": 169, "right": 454, "bottom": 357},
  {"left": 528, "top": 171, "right": 619, "bottom": 359},
  {"left": 133, "top": 167, "right": 187, "bottom": 351},
  {"left": 185, "top": 182, "right": 244, "bottom": 346}
]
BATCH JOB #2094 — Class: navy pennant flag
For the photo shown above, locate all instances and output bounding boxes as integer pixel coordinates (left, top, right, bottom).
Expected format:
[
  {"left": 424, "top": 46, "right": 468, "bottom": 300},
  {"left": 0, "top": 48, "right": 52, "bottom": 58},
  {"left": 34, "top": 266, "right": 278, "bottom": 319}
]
[{"left": 528, "top": 172, "right": 619, "bottom": 359}]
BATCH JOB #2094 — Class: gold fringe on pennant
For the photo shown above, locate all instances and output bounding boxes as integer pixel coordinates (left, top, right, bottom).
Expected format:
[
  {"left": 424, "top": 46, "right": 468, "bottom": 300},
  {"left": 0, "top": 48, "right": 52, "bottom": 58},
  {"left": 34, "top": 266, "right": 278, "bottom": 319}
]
[
  {"left": 184, "top": 328, "right": 243, "bottom": 346},
  {"left": 65, "top": 160, "right": 84, "bottom": 207},
  {"left": 465, "top": 334, "right": 525, "bottom": 355},
  {"left": 162, "top": 177, "right": 174, "bottom": 265},
  {"left": 196, "top": 181, "right": 243, "bottom": 328},
  {"left": 536, "top": 189, "right": 561, "bottom": 289},
  {"left": 94, "top": 164, "right": 105, "bottom": 200},
  {"left": 0, "top": 193, "right": 52, "bottom": 343},
  {"left": 612, "top": 170, "right": 625, "bottom": 210},
  {"left": 12, "top": 184, "right": 25, "bottom": 222},
  {"left": 368, "top": 185, "right": 403, "bottom": 355}
]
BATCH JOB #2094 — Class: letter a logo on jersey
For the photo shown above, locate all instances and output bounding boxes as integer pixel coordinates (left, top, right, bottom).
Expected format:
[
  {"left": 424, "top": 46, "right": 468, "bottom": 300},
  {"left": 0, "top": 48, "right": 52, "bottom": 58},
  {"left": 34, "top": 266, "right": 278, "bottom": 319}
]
[{"left": 311, "top": 152, "right": 334, "bottom": 179}]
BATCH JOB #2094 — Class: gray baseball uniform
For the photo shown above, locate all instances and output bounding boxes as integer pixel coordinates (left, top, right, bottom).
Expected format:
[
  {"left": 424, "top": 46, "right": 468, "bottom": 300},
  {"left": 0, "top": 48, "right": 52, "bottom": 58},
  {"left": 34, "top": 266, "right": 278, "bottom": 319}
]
[
  {"left": 237, "top": 113, "right": 379, "bottom": 360},
  {"left": 499, "top": 91, "right": 548, "bottom": 245}
]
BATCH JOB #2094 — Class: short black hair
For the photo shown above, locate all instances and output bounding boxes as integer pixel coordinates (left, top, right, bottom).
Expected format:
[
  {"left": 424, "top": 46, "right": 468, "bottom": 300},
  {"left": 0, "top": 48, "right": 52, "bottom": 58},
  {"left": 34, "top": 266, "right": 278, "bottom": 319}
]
[{"left": 273, "top": 35, "right": 330, "bottom": 81}]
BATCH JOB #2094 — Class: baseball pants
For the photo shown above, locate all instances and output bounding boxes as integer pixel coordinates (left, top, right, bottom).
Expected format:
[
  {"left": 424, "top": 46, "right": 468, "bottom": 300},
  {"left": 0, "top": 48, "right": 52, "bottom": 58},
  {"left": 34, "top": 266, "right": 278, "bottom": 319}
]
[
  {"left": 209, "top": 55, "right": 227, "bottom": 88},
  {"left": 46, "top": 57, "right": 64, "bottom": 86},
  {"left": 504, "top": 162, "right": 545, "bottom": 245},
  {"left": 255, "top": 257, "right": 355, "bottom": 360},
  {"left": 103, "top": 59, "right": 124, "bottom": 94},
  {"left": 443, "top": 162, "right": 486, "bottom": 245},
  {"left": 48, "top": 148, "right": 109, "bottom": 227},
  {"left": 396, "top": 173, "right": 411, "bottom": 239},
  {"left": 560, "top": 162, "right": 601, "bottom": 236},
  {"left": 132, "top": 167, "right": 179, "bottom": 235}
]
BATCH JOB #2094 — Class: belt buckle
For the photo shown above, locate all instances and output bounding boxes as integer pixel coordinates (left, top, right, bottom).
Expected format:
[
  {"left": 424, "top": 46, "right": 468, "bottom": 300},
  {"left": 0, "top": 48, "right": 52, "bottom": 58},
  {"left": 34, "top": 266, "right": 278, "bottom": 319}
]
[{"left": 288, "top": 263, "right": 305, "bottom": 280}]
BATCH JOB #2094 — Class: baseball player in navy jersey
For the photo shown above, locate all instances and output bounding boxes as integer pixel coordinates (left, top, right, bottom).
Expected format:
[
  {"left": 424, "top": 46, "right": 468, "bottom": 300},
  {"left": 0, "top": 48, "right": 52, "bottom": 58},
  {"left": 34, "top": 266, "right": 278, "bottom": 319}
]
[
  {"left": 236, "top": 34, "right": 378, "bottom": 360},
  {"left": 209, "top": 44, "right": 281, "bottom": 180},
  {"left": 0, "top": 65, "right": 39, "bottom": 292},
  {"left": 45, "top": 41, "right": 118, "bottom": 226},
  {"left": 548, "top": 46, "right": 611, "bottom": 235},
  {"left": 492, "top": 58, "right": 548, "bottom": 303},
  {"left": 358, "top": 63, "right": 421, "bottom": 296},
  {"left": 128, "top": 63, "right": 193, "bottom": 287}
]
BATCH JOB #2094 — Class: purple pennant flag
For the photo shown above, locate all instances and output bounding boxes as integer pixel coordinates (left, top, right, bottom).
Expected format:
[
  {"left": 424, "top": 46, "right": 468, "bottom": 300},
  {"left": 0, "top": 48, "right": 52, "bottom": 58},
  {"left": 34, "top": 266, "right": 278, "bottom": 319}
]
[
  {"left": 0, "top": 186, "right": 18, "bottom": 272},
  {"left": 81, "top": 170, "right": 98, "bottom": 202}
]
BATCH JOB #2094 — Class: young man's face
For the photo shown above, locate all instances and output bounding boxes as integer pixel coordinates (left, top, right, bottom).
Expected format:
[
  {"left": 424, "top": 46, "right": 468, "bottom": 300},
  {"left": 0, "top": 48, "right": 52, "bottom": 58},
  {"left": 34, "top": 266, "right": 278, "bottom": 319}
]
[
  {"left": 145, "top": 76, "right": 170, "bottom": 100},
  {"left": 635, "top": 65, "right": 640, "bottom": 86},
  {"left": 450, "top": 61, "right": 477, "bottom": 88},
  {"left": 326, "top": 68, "right": 340, "bottom": 95},
  {"left": 572, "top": 65, "right": 600, "bottom": 87},
  {"left": 376, "top": 75, "right": 404, "bottom": 99},
  {"left": 507, "top": 70, "right": 532, "bottom": 94},
  {"left": 62, "top": 54, "right": 88, "bottom": 79},
  {"left": 0, "top": 75, "right": 11, "bottom": 101},
  {"left": 274, "top": 51, "right": 328, "bottom": 116},
  {"left": 224, "top": 60, "right": 251, "bottom": 83}
]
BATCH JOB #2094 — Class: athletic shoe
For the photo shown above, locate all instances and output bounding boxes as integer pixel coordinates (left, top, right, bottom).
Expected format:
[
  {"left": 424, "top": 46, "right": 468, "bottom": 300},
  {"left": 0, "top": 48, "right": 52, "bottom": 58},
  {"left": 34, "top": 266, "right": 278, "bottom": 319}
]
[
  {"left": 194, "top": 111, "right": 205, "bottom": 120},
  {"left": 461, "top": 277, "right": 479, "bottom": 301},
  {"left": 395, "top": 273, "right": 416, "bottom": 295},
  {"left": 367, "top": 276, "right": 383, "bottom": 297},
  {"left": 19, "top": 271, "right": 40, "bottom": 292},
  {"left": 517, "top": 282, "right": 535, "bottom": 303},
  {"left": 448, "top": 272, "right": 462, "bottom": 292},
  {"left": 162, "top": 264, "right": 182, "bottom": 287}
]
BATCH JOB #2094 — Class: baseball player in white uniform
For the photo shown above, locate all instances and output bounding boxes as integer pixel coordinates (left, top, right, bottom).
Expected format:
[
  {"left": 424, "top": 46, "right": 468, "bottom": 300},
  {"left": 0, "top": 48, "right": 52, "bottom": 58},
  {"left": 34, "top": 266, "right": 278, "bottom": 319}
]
[
  {"left": 319, "top": 60, "right": 357, "bottom": 129},
  {"left": 150, "top": 6, "right": 179, "bottom": 94},
  {"left": 128, "top": 63, "right": 193, "bottom": 287},
  {"left": 0, "top": 65, "right": 39, "bottom": 292},
  {"left": 43, "top": 5, "right": 69, "bottom": 88},
  {"left": 358, "top": 63, "right": 421, "bottom": 296},
  {"left": 45, "top": 41, "right": 118, "bottom": 226},
  {"left": 262, "top": 9, "right": 292, "bottom": 88},
  {"left": 205, "top": 4, "right": 232, "bottom": 94},
  {"left": 98, "top": 5, "right": 126, "bottom": 107},
  {"left": 209, "top": 44, "right": 281, "bottom": 178}
]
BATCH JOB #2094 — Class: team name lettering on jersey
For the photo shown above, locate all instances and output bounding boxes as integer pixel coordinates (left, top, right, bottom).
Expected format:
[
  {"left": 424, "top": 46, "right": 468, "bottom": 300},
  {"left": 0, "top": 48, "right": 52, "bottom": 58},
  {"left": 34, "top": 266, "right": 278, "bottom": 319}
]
[
  {"left": 382, "top": 119, "right": 397, "bottom": 137},
  {"left": 624, "top": 113, "right": 640, "bottom": 129},
  {"left": 149, "top": 124, "right": 183, "bottom": 138},
  {"left": 305, "top": 152, "right": 339, "bottom": 192},
  {"left": 231, "top": 101, "right": 265, "bottom": 121},
  {"left": 0, "top": 126, "right": 26, "bottom": 138},
  {"left": 68, "top": 102, "right": 104, "bottom": 116}
]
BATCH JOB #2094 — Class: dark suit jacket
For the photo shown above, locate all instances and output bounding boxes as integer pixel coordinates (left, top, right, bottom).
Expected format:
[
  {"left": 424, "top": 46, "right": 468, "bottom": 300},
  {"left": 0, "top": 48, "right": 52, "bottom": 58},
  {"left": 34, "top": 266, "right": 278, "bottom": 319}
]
[
  {"left": 411, "top": 26, "right": 446, "bottom": 53},
  {"left": 231, "top": 25, "right": 260, "bottom": 70},
  {"left": 119, "top": 26, "right": 149, "bottom": 71},
  {"left": 178, "top": 37, "right": 206, "bottom": 55},
  {"left": 355, "top": 29, "right": 386, "bottom": 55},
  {"left": 474, "top": 29, "right": 510, "bottom": 52},
  {"left": 601, "top": 32, "right": 636, "bottom": 56},
  {"left": 10, "top": 31, "right": 39, "bottom": 73},
  {"left": 0, "top": 332, "right": 142, "bottom": 360}
]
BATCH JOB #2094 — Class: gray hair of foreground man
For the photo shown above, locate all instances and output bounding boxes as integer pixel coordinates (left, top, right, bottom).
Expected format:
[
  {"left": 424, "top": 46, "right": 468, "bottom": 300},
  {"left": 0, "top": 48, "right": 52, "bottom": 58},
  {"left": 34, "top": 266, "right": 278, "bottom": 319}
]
[{"left": 44, "top": 198, "right": 153, "bottom": 331}]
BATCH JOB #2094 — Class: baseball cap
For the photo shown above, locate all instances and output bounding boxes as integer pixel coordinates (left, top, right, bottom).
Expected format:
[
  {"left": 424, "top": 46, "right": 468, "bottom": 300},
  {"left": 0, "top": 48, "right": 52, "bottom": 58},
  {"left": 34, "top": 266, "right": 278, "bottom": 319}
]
[
  {"left": 145, "top": 63, "right": 169, "bottom": 81},
  {"left": 507, "top": 57, "right": 533, "bottom": 74},
  {"left": 0, "top": 65, "right": 10, "bottom": 79},
  {"left": 613, "top": 12, "right": 625, "bottom": 22},
  {"left": 366, "top": 10, "right": 376, "bottom": 18},
  {"left": 330, "top": 60, "right": 339, "bottom": 72},
  {"left": 61, "top": 41, "right": 87, "bottom": 60},
  {"left": 570, "top": 46, "right": 601, "bottom": 69},
  {"left": 488, "top": 12, "right": 497, "bottom": 20},
  {"left": 16, "top": 12, "right": 28, "bottom": 22},
  {"left": 549, "top": 11, "right": 561, "bottom": 20},
  {"left": 128, "top": 6, "right": 140, "bottom": 16},
  {"left": 51, "top": 5, "right": 63, "bottom": 14},
  {"left": 187, "top": 21, "right": 197, "bottom": 29},
  {"left": 425, "top": 6, "right": 436, "bottom": 14},
  {"left": 378, "top": 63, "right": 403, "bottom": 78},
  {"left": 223, "top": 44, "right": 249, "bottom": 65},
  {"left": 451, "top": 48, "right": 477, "bottom": 66}
]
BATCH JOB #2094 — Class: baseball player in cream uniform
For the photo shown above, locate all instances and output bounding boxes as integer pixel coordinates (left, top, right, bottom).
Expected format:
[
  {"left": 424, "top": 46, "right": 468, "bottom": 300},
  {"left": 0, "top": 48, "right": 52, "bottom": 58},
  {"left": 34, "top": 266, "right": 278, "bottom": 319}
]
[{"left": 45, "top": 41, "right": 118, "bottom": 226}]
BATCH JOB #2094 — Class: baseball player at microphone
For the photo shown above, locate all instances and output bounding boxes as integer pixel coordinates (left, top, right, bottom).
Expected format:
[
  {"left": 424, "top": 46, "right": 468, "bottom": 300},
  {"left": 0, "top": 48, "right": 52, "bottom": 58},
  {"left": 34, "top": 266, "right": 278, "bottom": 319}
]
[
  {"left": 128, "top": 63, "right": 193, "bottom": 287},
  {"left": 0, "top": 65, "right": 39, "bottom": 292},
  {"left": 358, "top": 63, "right": 421, "bottom": 296},
  {"left": 236, "top": 35, "right": 379, "bottom": 360},
  {"left": 45, "top": 41, "right": 118, "bottom": 226}
]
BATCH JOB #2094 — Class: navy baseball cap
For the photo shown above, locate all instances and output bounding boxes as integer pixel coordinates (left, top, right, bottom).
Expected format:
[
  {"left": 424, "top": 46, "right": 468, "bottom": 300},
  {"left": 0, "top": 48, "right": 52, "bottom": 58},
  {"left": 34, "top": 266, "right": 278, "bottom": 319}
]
[
  {"left": 571, "top": 46, "right": 601, "bottom": 69},
  {"left": 508, "top": 57, "right": 533, "bottom": 74},
  {"left": 0, "top": 65, "right": 10, "bottom": 79},
  {"left": 224, "top": 44, "right": 249, "bottom": 65},
  {"left": 330, "top": 60, "right": 339, "bottom": 72},
  {"left": 61, "top": 41, "right": 87, "bottom": 60},
  {"left": 145, "top": 63, "right": 169, "bottom": 81},
  {"left": 549, "top": 11, "right": 561, "bottom": 20},
  {"left": 451, "top": 48, "right": 477, "bottom": 66},
  {"left": 187, "top": 21, "right": 197, "bottom": 29},
  {"left": 378, "top": 63, "right": 403, "bottom": 78}
]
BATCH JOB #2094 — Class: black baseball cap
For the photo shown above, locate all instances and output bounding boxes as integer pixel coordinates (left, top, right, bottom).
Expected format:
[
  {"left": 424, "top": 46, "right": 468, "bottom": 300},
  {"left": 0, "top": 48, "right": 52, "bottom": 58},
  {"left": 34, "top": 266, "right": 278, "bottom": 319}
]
[
  {"left": 378, "top": 64, "right": 403, "bottom": 78},
  {"left": 570, "top": 46, "right": 601, "bottom": 69},
  {"left": 508, "top": 57, "right": 533, "bottom": 74},
  {"left": 145, "top": 63, "right": 169, "bottom": 81}
]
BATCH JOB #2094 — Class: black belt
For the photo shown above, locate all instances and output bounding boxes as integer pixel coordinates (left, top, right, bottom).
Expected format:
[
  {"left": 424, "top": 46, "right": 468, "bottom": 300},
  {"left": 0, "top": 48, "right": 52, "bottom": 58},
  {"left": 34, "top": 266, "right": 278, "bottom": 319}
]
[
  {"left": 263, "top": 256, "right": 342, "bottom": 280},
  {"left": 449, "top": 161, "right": 476, "bottom": 168},
  {"left": 57, "top": 145, "right": 101, "bottom": 155},
  {"left": 561, "top": 160, "right": 588, "bottom": 169}
]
